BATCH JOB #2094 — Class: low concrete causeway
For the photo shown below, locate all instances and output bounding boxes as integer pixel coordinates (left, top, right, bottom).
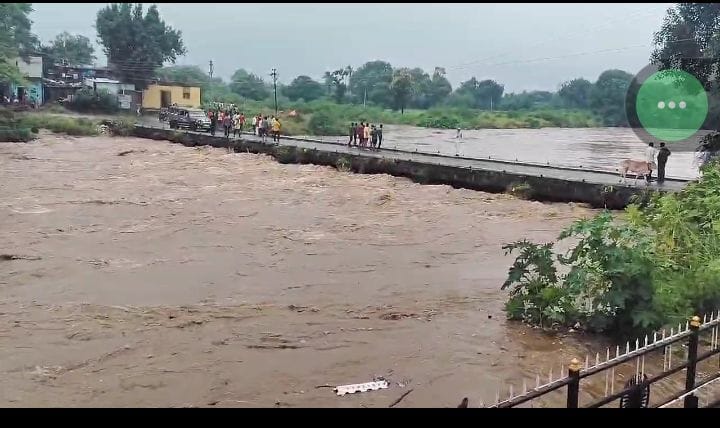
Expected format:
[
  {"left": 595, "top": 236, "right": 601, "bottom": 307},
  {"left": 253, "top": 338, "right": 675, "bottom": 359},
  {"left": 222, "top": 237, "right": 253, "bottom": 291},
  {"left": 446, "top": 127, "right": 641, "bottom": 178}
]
[{"left": 132, "top": 125, "right": 691, "bottom": 209}]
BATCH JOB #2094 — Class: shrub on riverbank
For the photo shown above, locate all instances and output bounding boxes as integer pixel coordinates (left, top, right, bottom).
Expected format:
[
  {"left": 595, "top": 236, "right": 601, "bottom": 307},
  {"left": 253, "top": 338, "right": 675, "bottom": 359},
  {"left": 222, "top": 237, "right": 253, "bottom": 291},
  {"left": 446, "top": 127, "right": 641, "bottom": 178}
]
[
  {"left": 0, "top": 108, "right": 33, "bottom": 142},
  {"left": 19, "top": 114, "right": 99, "bottom": 136},
  {"left": 502, "top": 161, "right": 720, "bottom": 337}
]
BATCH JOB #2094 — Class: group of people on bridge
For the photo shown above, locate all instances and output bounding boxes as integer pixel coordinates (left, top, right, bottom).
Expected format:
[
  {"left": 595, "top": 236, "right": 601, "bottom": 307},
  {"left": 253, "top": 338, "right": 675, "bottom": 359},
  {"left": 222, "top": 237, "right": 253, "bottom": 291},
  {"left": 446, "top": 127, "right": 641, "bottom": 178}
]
[
  {"left": 349, "top": 122, "right": 384, "bottom": 150},
  {"left": 207, "top": 109, "right": 282, "bottom": 143}
]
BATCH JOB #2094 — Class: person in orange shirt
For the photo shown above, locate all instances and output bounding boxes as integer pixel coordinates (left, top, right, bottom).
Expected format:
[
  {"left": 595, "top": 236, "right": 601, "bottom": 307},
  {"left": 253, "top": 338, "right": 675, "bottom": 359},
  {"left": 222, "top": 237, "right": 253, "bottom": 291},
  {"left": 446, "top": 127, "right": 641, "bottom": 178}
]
[{"left": 363, "top": 123, "right": 370, "bottom": 148}]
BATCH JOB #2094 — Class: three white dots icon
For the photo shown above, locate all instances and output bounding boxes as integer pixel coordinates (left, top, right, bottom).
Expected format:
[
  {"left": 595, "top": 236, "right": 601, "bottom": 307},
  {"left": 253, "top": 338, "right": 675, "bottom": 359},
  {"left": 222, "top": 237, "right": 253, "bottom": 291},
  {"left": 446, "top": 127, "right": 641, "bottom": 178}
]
[{"left": 657, "top": 101, "right": 687, "bottom": 110}]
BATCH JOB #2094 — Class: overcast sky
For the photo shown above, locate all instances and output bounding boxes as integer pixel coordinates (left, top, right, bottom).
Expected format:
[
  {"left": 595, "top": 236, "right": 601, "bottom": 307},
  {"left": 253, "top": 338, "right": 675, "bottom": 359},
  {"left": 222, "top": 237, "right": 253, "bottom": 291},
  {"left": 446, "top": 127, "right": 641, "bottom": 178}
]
[{"left": 31, "top": 2, "right": 675, "bottom": 93}]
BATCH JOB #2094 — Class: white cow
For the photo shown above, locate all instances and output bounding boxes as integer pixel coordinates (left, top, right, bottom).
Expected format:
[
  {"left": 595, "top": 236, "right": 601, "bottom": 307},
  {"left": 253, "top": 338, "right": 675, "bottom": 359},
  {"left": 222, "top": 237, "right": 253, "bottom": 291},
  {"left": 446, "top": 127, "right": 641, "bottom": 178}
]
[{"left": 619, "top": 160, "right": 656, "bottom": 185}]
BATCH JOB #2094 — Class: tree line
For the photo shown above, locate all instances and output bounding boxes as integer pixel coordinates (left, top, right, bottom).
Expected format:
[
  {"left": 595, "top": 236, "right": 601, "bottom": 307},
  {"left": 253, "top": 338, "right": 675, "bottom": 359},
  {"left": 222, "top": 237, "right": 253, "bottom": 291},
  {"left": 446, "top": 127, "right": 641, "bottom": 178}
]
[{"left": 158, "top": 62, "right": 636, "bottom": 126}]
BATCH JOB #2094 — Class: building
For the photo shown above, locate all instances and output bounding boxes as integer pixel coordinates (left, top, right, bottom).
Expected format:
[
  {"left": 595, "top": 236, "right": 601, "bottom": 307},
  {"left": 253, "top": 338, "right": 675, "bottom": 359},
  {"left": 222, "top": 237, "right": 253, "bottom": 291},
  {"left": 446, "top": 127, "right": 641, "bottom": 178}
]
[
  {"left": 142, "top": 83, "right": 201, "bottom": 110},
  {"left": 7, "top": 56, "right": 43, "bottom": 105},
  {"left": 43, "top": 63, "right": 116, "bottom": 104},
  {"left": 83, "top": 77, "right": 135, "bottom": 95},
  {"left": 81, "top": 78, "right": 138, "bottom": 111}
]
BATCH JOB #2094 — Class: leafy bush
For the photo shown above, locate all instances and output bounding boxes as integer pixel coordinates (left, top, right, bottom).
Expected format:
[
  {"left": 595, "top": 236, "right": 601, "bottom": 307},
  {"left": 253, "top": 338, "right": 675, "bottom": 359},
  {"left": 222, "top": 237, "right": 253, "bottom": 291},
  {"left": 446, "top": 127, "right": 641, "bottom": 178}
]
[
  {"left": 18, "top": 114, "right": 99, "bottom": 136},
  {"left": 0, "top": 108, "right": 35, "bottom": 142},
  {"left": 308, "top": 110, "right": 344, "bottom": 136},
  {"left": 502, "top": 161, "right": 720, "bottom": 337},
  {"left": 103, "top": 118, "right": 136, "bottom": 136},
  {"left": 507, "top": 182, "right": 534, "bottom": 199},
  {"left": 67, "top": 88, "right": 119, "bottom": 114},
  {"left": 0, "top": 126, "right": 34, "bottom": 142}
]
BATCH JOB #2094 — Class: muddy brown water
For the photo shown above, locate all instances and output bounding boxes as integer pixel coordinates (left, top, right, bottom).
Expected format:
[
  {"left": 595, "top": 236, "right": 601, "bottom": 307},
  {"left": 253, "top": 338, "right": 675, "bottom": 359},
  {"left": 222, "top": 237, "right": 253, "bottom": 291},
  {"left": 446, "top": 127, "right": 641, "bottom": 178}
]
[
  {"left": 0, "top": 133, "right": 709, "bottom": 407},
  {"left": 303, "top": 125, "right": 703, "bottom": 180}
]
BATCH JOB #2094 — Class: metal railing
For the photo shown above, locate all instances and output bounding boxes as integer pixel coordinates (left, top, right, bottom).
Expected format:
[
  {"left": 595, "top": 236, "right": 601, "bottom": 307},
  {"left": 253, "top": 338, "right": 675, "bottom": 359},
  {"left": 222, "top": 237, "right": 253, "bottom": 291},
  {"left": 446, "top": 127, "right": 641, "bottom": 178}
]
[{"left": 487, "top": 313, "right": 720, "bottom": 408}]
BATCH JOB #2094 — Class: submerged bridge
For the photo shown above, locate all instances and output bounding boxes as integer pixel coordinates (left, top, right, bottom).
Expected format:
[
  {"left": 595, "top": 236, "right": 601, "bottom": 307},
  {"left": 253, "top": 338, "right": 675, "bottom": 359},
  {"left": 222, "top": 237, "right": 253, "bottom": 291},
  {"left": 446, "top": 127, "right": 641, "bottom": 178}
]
[{"left": 132, "top": 124, "right": 691, "bottom": 209}]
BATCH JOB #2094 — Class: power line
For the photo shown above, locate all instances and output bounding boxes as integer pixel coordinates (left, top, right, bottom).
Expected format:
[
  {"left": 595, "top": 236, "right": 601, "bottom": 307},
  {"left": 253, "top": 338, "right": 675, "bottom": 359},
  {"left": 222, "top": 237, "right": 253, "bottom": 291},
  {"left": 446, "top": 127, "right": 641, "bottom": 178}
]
[{"left": 447, "top": 7, "right": 662, "bottom": 72}]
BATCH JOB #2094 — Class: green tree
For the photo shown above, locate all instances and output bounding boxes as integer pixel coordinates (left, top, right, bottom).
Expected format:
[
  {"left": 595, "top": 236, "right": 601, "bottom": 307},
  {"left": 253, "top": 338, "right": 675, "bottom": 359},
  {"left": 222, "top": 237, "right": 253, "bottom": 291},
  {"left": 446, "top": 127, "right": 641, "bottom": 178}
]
[
  {"left": 558, "top": 78, "right": 593, "bottom": 109},
  {"left": 590, "top": 69, "right": 633, "bottom": 126},
  {"left": 330, "top": 68, "right": 349, "bottom": 103},
  {"left": 501, "top": 90, "right": 557, "bottom": 110},
  {"left": 407, "top": 67, "right": 433, "bottom": 109},
  {"left": 348, "top": 60, "right": 394, "bottom": 107},
  {"left": 284, "top": 75, "right": 324, "bottom": 102},
  {"left": 156, "top": 65, "right": 211, "bottom": 86},
  {"left": 322, "top": 71, "right": 334, "bottom": 96},
  {"left": 450, "top": 77, "right": 504, "bottom": 109},
  {"left": 41, "top": 32, "right": 95, "bottom": 66},
  {"left": 96, "top": 3, "right": 185, "bottom": 88},
  {"left": 229, "top": 68, "right": 269, "bottom": 100},
  {"left": 390, "top": 68, "right": 414, "bottom": 114},
  {"left": 428, "top": 67, "right": 452, "bottom": 107},
  {"left": 0, "top": 3, "right": 38, "bottom": 84},
  {"left": 651, "top": 3, "right": 720, "bottom": 90}
]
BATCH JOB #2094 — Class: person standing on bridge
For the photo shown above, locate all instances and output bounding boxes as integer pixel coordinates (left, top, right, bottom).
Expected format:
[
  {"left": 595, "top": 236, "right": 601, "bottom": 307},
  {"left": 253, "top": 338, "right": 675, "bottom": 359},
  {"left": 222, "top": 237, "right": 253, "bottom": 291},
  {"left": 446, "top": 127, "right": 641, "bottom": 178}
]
[
  {"left": 210, "top": 110, "right": 218, "bottom": 136},
  {"left": 272, "top": 116, "right": 281, "bottom": 142},
  {"left": 262, "top": 116, "right": 270, "bottom": 143},
  {"left": 377, "top": 124, "right": 383, "bottom": 149},
  {"left": 222, "top": 111, "right": 233, "bottom": 138},
  {"left": 349, "top": 122, "right": 356, "bottom": 146},
  {"left": 656, "top": 142, "right": 671, "bottom": 184},
  {"left": 233, "top": 112, "right": 242, "bottom": 137},
  {"left": 645, "top": 142, "right": 657, "bottom": 183},
  {"left": 252, "top": 115, "right": 258, "bottom": 135},
  {"left": 363, "top": 122, "right": 370, "bottom": 148}
]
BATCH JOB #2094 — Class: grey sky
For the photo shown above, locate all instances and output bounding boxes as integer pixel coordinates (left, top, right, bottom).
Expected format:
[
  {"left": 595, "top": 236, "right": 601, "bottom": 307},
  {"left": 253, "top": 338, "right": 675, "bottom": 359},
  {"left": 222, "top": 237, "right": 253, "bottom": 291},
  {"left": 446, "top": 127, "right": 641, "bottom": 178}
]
[{"left": 31, "top": 2, "right": 674, "bottom": 93}]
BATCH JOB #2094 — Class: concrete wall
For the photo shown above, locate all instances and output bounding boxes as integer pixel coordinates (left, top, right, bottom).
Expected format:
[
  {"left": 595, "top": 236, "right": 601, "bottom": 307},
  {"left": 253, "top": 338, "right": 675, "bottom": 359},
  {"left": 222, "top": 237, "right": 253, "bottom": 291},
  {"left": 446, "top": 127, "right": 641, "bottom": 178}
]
[
  {"left": 131, "top": 126, "right": 659, "bottom": 209},
  {"left": 10, "top": 79, "right": 43, "bottom": 103},
  {"left": 14, "top": 56, "right": 43, "bottom": 78},
  {"left": 142, "top": 85, "right": 201, "bottom": 109}
]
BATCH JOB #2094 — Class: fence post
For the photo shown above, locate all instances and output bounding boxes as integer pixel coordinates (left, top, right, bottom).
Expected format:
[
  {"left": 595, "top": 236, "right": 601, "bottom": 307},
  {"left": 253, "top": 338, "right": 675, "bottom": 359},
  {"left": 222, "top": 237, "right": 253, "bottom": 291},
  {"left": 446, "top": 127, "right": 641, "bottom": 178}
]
[
  {"left": 684, "top": 315, "right": 701, "bottom": 408},
  {"left": 567, "top": 358, "right": 581, "bottom": 408}
]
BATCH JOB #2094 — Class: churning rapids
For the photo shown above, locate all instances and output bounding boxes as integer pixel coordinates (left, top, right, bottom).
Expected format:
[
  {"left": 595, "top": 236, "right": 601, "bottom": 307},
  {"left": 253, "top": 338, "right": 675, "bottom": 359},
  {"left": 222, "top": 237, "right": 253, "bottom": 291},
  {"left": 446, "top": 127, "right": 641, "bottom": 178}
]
[{"left": 0, "top": 133, "right": 705, "bottom": 407}]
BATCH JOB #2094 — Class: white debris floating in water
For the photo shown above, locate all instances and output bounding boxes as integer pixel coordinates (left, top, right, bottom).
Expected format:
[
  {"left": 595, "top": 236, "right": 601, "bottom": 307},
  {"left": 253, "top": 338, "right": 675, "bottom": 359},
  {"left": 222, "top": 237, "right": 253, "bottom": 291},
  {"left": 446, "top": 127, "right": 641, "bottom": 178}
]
[{"left": 334, "top": 380, "right": 389, "bottom": 396}]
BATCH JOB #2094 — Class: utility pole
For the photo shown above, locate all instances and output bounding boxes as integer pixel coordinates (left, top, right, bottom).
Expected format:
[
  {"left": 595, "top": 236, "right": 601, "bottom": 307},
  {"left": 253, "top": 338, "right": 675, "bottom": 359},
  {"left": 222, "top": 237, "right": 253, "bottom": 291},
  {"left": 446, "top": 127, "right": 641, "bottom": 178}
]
[
  {"left": 209, "top": 60, "right": 214, "bottom": 80},
  {"left": 270, "top": 68, "right": 278, "bottom": 115}
]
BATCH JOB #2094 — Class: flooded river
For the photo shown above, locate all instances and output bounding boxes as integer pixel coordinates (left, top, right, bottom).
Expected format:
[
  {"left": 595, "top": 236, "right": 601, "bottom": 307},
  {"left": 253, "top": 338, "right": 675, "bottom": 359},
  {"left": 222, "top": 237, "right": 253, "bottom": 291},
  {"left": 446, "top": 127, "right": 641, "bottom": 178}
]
[
  {"left": 0, "top": 133, "right": 707, "bottom": 407},
  {"left": 312, "top": 125, "right": 703, "bottom": 180}
]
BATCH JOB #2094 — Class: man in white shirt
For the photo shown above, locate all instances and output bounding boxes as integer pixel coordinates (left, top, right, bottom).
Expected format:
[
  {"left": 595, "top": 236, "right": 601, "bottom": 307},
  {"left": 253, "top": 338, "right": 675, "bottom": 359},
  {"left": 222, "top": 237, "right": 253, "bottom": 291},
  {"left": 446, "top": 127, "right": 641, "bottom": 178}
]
[{"left": 645, "top": 142, "right": 657, "bottom": 183}]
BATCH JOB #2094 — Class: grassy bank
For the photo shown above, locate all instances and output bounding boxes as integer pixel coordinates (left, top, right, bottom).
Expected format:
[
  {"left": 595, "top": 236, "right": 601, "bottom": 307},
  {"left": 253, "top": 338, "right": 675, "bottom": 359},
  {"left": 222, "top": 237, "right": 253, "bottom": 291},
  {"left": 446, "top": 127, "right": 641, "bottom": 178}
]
[
  {"left": 502, "top": 157, "right": 720, "bottom": 337},
  {"left": 20, "top": 114, "right": 100, "bottom": 136},
  {"left": 205, "top": 100, "right": 600, "bottom": 136},
  {"left": 0, "top": 108, "right": 104, "bottom": 142}
]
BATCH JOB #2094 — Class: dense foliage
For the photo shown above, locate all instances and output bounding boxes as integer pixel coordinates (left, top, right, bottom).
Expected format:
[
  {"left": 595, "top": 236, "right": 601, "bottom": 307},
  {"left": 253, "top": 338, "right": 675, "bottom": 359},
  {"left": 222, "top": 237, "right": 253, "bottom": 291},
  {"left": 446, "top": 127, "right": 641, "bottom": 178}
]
[
  {"left": 39, "top": 32, "right": 95, "bottom": 66},
  {"left": 96, "top": 3, "right": 185, "bottom": 88},
  {"left": 0, "top": 3, "right": 37, "bottom": 85},
  {"left": 502, "top": 161, "right": 720, "bottom": 337},
  {"left": 66, "top": 88, "right": 119, "bottom": 114}
]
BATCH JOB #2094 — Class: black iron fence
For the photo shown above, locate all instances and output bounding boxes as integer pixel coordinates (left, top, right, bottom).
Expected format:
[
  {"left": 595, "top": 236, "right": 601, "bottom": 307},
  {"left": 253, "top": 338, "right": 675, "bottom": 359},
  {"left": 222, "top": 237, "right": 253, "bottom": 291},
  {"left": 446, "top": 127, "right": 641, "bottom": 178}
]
[{"left": 488, "top": 313, "right": 720, "bottom": 408}]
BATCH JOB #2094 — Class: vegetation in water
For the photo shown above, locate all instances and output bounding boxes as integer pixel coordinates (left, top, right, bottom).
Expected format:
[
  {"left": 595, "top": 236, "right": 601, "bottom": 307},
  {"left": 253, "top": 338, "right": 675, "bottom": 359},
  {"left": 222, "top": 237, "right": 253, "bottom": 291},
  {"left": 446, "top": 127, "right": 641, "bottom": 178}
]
[
  {"left": 502, "top": 160, "right": 720, "bottom": 337},
  {"left": 18, "top": 114, "right": 100, "bottom": 136}
]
